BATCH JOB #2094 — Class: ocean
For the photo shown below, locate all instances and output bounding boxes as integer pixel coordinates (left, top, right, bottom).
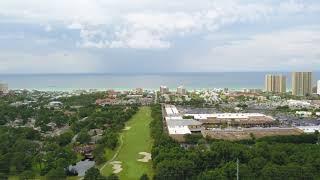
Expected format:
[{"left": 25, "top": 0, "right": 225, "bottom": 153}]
[{"left": 0, "top": 72, "right": 319, "bottom": 91}]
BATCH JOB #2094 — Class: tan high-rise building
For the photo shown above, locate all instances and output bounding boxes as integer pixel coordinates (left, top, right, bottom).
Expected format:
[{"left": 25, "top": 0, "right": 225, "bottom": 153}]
[
  {"left": 265, "top": 74, "right": 286, "bottom": 93},
  {"left": 177, "top": 86, "right": 187, "bottom": 95},
  {"left": 160, "top": 86, "right": 169, "bottom": 94},
  {"left": 292, "top": 72, "right": 312, "bottom": 96},
  {"left": 0, "top": 83, "right": 8, "bottom": 95}
]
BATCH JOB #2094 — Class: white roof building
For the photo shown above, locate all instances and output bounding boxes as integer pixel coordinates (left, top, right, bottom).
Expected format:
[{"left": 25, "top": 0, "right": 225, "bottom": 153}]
[
  {"left": 295, "top": 111, "right": 312, "bottom": 117},
  {"left": 165, "top": 104, "right": 180, "bottom": 116},
  {"left": 297, "top": 126, "right": 320, "bottom": 133},
  {"left": 48, "top": 101, "right": 63, "bottom": 107},
  {"left": 287, "top": 100, "right": 311, "bottom": 108},
  {"left": 184, "top": 113, "right": 268, "bottom": 120},
  {"left": 168, "top": 126, "right": 191, "bottom": 135}
]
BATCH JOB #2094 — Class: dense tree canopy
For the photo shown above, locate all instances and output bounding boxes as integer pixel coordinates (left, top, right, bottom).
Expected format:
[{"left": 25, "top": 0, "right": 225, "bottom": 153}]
[{"left": 0, "top": 91, "right": 138, "bottom": 178}]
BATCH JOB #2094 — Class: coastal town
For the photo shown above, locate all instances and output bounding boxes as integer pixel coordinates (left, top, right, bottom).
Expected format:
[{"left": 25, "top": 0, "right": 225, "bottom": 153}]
[
  {"left": 1, "top": 72, "right": 320, "bottom": 142},
  {"left": 1, "top": 71, "right": 320, "bottom": 179}
]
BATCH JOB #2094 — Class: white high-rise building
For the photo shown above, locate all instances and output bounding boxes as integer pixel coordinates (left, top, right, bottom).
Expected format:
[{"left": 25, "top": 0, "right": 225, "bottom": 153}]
[
  {"left": 0, "top": 83, "right": 8, "bottom": 95},
  {"left": 160, "top": 86, "right": 169, "bottom": 94},
  {"left": 317, "top": 80, "right": 320, "bottom": 95},
  {"left": 177, "top": 86, "right": 187, "bottom": 95}
]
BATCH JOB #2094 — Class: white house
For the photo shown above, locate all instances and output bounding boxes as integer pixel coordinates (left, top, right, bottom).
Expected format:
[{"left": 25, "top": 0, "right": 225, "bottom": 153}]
[
  {"left": 297, "top": 126, "right": 320, "bottom": 133},
  {"left": 48, "top": 101, "right": 63, "bottom": 108},
  {"left": 288, "top": 100, "right": 311, "bottom": 108},
  {"left": 295, "top": 111, "right": 312, "bottom": 117}
]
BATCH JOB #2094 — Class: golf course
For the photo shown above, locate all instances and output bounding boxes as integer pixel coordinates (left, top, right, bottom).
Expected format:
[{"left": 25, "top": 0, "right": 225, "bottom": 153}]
[{"left": 101, "top": 107, "right": 153, "bottom": 179}]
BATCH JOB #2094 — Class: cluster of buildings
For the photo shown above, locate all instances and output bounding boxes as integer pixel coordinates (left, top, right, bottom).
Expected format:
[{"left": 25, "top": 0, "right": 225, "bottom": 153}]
[
  {"left": 95, "top": 89, "right": 154, "bottom": 106},
  {"left": 265, "top": 72, "right": 316, "bottom": 96},
  {"left": 159, "top": 85, "right": 191, "bottom": 103},
  {"left": 163, "top": 104, "right": 304, "bottom": 141},
  {"left": 160, "top": 85, "right": 187, "bottom": 95}
]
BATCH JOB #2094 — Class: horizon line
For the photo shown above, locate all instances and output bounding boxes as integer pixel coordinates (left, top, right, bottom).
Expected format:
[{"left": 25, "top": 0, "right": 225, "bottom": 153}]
[{"left": 0, "top": 71, "right": 318, "bottom": 75}]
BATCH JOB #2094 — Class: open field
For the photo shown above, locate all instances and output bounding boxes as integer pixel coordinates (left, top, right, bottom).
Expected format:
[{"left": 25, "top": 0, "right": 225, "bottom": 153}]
[{"left": 101, "top": 107, "right": 153, "bottom": 179}]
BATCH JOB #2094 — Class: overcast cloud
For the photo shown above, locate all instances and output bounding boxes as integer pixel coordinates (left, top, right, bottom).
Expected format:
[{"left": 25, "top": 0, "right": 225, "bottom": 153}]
[{"left": 0, "top": 0, "right": 319, "bottom": 73}]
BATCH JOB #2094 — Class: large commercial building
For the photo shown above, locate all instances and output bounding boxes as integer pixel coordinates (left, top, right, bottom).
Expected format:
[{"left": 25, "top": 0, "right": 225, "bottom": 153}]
[
  {"left": 265, "top": 74, "right": 286, "bottom": 93},
  {"left": 317, "top": 80, "right": 320, "bottom": 95},
  {"left": 292, "top": 72, "right": 312, "bottom": 96},
  {"left": 185, "top": 113, "right": 275, "bottom": 128},
  {"left": 163, "top": 104, "right": 302, "bottom": 141}
]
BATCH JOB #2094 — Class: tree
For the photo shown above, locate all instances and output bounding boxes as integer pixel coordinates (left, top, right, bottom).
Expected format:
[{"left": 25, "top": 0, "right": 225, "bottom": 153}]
[
  {"left": 11, "top": 152, "right": 32, "bottom": 172},
  {"left": 46, "top": 167, "right": 66, "bottom": 180},
  {"left": 197, "top": 169, "right": 225, "bottom": 180},
  {"left": 140, "top": 174, "right": 149, "bottom": 180},
  {"left": 77, "top": 130, "right": 91, "bottom": 144},
  {"left": 106, "top": 174, "right": 119, "bottom": 180},
  {"left": 155, "top": 159, "right": 196, "bottom": 179},
  {"left": 184, "top": 134, "right": 203, "bottom": 144},
  {"left": 57, "top": 131, "right": 74, "bottom": 146},
  {"left": 99, "top": 131, "right": 118, "bottom": 150},
  {"left": 19, "top": 170, "right": 35, "bottom": 180},
  {"left": 84, "top": 167, "right": 104, "bottom": 180},
  {"left": 261, "top": 164, "right": 282, "bottom": 180},
  {"left": 93, "top": 144, "right": 106, "bottom": 165},
  {"left": 0, "top": 173, "right": 8, "bottom": 180},
  {"left": 248, "top": 157, "right": 267, "bottom": 177},
  {"left": 0, "top": 155, "right": 10, "bottom": 174}
]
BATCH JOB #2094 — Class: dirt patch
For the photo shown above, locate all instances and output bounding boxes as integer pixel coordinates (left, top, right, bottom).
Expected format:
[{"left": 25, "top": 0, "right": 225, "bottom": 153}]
[
  {"left": 110, "top": 161, "right": 123, "bottom": 174},
  {"left": 123, "top": 126, "right": 131, "bottom": 131},
  {"left": 137, "top": 152, "right": 152, "bottom": 163}
]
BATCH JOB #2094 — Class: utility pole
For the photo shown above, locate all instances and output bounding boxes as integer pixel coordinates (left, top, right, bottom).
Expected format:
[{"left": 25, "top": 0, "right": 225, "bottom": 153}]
[{"left": 237, "top": 158, "right": 239, "bottom": 180}]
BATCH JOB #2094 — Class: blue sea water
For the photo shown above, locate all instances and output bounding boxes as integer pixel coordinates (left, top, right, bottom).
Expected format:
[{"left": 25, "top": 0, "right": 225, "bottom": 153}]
[{"left": 0, "top": 72, "right": 319, "bottom": 91}]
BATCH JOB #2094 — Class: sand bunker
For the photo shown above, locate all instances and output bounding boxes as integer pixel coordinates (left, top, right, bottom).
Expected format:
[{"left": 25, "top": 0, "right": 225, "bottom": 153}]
[
  {"left": 137, "top": 152, "right": 152, "bottom": 162},
  {"left": 110, "top": 161, "right": 123, "bottom": 173},
  {"left": 123, "top": 126, "right": 131, "bottom": 131}
]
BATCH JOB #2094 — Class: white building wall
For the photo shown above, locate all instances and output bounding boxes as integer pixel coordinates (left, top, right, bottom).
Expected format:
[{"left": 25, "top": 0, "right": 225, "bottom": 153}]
[{"left": 317, "top": 80, "right": 320, "bottom": 95}]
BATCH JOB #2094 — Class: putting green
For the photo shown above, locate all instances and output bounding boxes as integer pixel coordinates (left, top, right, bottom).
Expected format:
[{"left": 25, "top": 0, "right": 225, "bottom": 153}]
[{"left": 101, "top": 107, "right": 153, "bottom": 179}]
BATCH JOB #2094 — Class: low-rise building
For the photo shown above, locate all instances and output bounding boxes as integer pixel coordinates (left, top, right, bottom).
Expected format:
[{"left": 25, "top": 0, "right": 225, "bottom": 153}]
[
  {"left": 297, "top": 126, "right": 320, "bottom": 133},
  {"left": 243, "top": 88, "right": 263, "bottom": 94},
  {"left": 296, "top": 111, "right": 312, "bottom": 117},
  {"left": 185, "top": 113, "right": 275, "bottom": 128},
  {"left": 48, "top": 101, "right": 63, "bottom": 108},
  {"left": 135, "top": 88, "right": 144, "bottom": 94},
  {"left": 163, "top": 104, "right": 302, "bottom": 142},
  {"left": 287, "top": 100, "right": 311, "bottom": 109},
  {"left": 95, "top": 98, "right": 118, "bottom": 106}
]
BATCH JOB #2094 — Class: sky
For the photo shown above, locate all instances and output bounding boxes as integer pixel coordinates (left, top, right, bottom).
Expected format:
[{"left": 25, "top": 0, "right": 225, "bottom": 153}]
[{"left": 0, "top": 0, "right": 320, "bottom": 74}]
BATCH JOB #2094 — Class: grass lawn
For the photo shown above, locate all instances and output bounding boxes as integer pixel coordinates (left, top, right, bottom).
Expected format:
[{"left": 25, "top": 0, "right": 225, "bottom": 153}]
[{"left": 101, "top": 106, "right": 154, "bottom": 180}]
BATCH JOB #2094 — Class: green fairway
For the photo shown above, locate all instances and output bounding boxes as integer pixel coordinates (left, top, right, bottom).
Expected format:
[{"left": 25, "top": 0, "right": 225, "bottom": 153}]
[{"left": 101, "top": 107, "right": 153, "bottom": 179}]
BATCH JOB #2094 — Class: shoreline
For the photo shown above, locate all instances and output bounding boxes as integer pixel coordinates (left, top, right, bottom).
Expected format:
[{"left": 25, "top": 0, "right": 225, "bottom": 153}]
[{"left": 7, "top": 87, "right": 266, "bottom": 92}]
